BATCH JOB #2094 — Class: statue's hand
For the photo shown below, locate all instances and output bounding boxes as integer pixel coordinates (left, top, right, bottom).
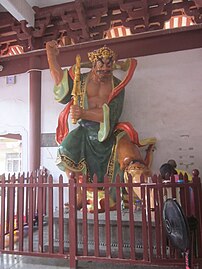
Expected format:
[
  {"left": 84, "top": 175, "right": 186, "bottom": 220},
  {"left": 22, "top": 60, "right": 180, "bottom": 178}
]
[
  {"left": 70, "top": 104, "right": 83, "bottom": 121},
  {"left": 46, "top": 40, "right": 59, "bottom": 56},
  {"left": 45, "top": 40, "right": 63, "bottom": 85}
]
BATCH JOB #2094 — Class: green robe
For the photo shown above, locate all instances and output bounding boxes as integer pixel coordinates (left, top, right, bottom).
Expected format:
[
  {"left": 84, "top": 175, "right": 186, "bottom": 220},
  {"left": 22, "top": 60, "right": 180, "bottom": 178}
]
[{"left": 54, "top": 70, "right": 125, "bottom": 183}]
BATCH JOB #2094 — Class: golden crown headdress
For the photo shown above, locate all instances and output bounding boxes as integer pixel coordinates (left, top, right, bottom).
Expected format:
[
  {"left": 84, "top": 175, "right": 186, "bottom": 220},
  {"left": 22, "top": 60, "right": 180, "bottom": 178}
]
[{"left": 88, "top": 46, "right": 116, "bottom": 63}]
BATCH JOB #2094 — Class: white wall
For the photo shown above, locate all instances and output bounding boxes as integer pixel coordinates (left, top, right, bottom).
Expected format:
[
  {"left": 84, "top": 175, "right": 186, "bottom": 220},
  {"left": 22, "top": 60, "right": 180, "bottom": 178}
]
[
  {"left": 0, "top": 47, "right": 201, "bottom": 177},
  {"left": 121, "top": 48, "right": 202, "bottom": 174},
  {"left": 0, "top": 73, "right": 29, "bottom": 173},
  {"left": 40, "top": 69, "right": 66, "bottom": 180}
]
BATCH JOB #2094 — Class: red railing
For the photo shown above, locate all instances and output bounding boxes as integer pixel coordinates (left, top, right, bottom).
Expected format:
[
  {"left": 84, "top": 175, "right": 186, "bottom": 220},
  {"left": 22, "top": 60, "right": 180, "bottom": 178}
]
[
  {"left": 0, "top": 171, "right": 47, "bottom": 252},
  {"left": 0, "top": 170, "right": 201, "bottom": 268}
]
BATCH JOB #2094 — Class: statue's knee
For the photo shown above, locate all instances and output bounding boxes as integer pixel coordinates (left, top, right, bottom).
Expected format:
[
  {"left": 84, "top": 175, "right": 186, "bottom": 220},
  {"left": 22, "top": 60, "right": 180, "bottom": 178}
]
[{"left": 117, "top": 136, "right": 144, "bottom": 171}]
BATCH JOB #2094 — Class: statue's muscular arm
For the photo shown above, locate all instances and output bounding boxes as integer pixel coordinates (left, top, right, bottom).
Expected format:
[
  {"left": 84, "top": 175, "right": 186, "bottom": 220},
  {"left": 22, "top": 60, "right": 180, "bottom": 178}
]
[
  {"left": 70, "top": 80, "right": 112, "bottom": 123},
  {"left": 46, "top": 41, "right": 63, "bottom": 85},
  {"left": 71, "top": 106, "right": 104, "bottom": 123}
]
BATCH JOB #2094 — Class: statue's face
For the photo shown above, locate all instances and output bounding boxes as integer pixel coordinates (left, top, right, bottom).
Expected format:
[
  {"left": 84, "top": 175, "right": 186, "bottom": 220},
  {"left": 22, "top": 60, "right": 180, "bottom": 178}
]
[{"left": 93, "top": 57, "right": 113, "bottom": 81}]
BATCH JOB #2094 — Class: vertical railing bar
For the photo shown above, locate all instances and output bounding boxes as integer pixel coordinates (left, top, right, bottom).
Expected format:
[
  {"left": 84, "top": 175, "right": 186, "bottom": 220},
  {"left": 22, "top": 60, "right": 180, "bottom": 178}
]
[
  {"left": 6, "top": 174, "right": 11, "bottom": 233},
  {"left": 146, "top": 185, "right": 153, "bottom": 261},
  {"left": 128, "top": 174, "right": 135, "bottom": 260},
  {"left": 141, "top": 175, "right": 148, "bottom": 261},
  {"left": 163, "top": 181, "right": 172, "bottom": 259},
  {"left": 28, "top": 174, "right": 34, "bottom": 252},
  {"left": 153, "top": 182, "right": 161, "bottom": 259},
  {"left": 154, "top": 188, "right": 162, "bottom": 259},
  {"left": 43, "top": 172, "right": 47, "bottom": 216},
  {"left": 25, "top": 172, "right": 29, "bottom": 224},
  {"left": 192, "top": 171, "right": 202, "bottom": 258},
  {"left": 33, "top": 173, "right": 37, "bottom": 225},
  {"left": 188, "top": 181, "right": 197, "bottom": 262},
  {"left": 69, "top": 172, "right": 78, "bottom": 269},
  {"left": 81, "top": 175, "right": 88, "bottom": 256},
  {"left": 93, "top": 174, "right": 99, "bottom": 257},
  {"left": 116, "top": 174, "right": 123, "bottom": 259},
  {"left": 189, "top": 182, "right": 195, "bottom": 217},
  {"left": 183, "top": 174, "right": 191, "bottom": 216},
  {"left": 179, "top": 184, "right": 186, "bottom": 216},
  {"left": 196, "top": 178, "right": 202, "bottom": 258},
  {"left": 58, "top": 175, "right": 64, "bottom": 254},
  {"left": 170, "top": 176, "right": 177, "bottom": 258},
  {"left": 104, "top": 175, "right": 111, "bottom": 258},
  {"left": 171, "top": 174, "right": 177, "bottom": 199},
  {"left": 18, "top": 174, "right": 24, "bottom": 251},
  {"left": 15, "top": 173, "right": 20, "bottom": 230},
  {"left": 185, "top": 183, "right": 191, "bottom": 218},
  {"left": 158, "top": 176, "right": 167, "bottom": 259},
  {"left": 38, "top": 173, "right": 44, "bottom": 253},
  {"left": 8, "top": 175, "right": 15, "bottom": 250},
  {"left": 48, "top": 175, "right": 54, "bottom": 254}
]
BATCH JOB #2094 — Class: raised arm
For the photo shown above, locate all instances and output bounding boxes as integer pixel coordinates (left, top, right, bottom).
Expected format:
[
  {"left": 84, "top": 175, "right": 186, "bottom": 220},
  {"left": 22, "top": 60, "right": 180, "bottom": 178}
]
[{"left": 46, "top": 40, "right": 64, "bottom": 85}]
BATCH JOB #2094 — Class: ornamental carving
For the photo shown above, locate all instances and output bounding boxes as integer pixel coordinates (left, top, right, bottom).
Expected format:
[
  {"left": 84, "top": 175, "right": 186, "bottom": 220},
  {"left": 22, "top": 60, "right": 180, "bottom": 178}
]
[{"left": 0, "top": 0, "right": 202, "bottom": 56}]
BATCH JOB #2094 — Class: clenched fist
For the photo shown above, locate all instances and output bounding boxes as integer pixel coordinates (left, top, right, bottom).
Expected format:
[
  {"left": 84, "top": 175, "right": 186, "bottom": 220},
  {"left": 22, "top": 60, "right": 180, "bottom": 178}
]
[
  {"left": 46, "top": 40, "right": 59, "bottom": 56},
  {"left": 70, "top": 104, "right": 84, "bottom": 121}
]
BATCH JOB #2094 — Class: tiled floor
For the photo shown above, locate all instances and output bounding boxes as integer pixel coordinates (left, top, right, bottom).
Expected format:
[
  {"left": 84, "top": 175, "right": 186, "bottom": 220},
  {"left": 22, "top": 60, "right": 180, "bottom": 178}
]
[
  {"left": 0, "top": 254, "right": 68, "bottom": 269},
  {"left": 0, "top": 254, "right": 187, "bottom": 269},
  {"left": 0, "top": 212, "right": 186, "bottom": 269}
]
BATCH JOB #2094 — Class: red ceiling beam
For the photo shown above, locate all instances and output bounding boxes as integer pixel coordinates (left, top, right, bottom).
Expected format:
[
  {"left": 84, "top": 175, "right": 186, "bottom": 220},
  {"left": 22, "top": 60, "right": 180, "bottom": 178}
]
[{"left": 0, "top": 25, "right": 202, "bottom": 77}]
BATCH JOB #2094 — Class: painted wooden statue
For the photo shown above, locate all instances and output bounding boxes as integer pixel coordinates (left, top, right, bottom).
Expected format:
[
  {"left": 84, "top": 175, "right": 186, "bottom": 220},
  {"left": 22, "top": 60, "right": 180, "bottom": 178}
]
[{"left": 46, "top": 41, "right": 156, "bottom": 212}]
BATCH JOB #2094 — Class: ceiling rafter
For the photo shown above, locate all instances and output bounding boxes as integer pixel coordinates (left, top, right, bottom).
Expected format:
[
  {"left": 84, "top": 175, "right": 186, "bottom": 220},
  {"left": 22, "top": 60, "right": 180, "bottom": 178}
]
[
  {"left": 0, "top": 0, "right": 202, "bottom": 66},
  {"left": 1, "top": 23, "right": 202, "bottom": 77},
  {"left": 74, "top": 0, "right": 90, "bottom": 40}
]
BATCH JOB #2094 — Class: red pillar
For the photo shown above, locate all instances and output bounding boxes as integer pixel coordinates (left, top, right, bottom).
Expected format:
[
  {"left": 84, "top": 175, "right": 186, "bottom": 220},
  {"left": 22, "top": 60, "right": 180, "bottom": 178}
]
[{"left": 29, "top": 56, "right": 41, "bottom": 172}]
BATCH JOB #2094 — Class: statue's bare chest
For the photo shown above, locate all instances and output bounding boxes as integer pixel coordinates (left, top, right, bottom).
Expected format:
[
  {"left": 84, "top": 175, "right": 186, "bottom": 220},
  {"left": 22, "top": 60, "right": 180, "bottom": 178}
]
[{"left": 86, "top": 80, "right": 112, "bottom": 108}]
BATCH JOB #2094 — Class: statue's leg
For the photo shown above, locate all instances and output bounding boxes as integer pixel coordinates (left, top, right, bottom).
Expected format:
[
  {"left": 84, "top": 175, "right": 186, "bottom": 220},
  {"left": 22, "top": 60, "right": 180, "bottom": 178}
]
[
  {"left": 117, "top": 134, "right": 144, "bottom": 170},
  {"left": 65, "top": 170, "right": 83, "bottom": 210},
  {"left": 117, "top": 135, "right": 154, "bottom": 209}
]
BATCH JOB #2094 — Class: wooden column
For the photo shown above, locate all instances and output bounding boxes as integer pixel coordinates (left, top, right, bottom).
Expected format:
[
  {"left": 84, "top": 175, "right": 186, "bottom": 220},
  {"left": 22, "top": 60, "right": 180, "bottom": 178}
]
[{"left": 29, "top": 56, "right": 41, "bottom": 172}]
